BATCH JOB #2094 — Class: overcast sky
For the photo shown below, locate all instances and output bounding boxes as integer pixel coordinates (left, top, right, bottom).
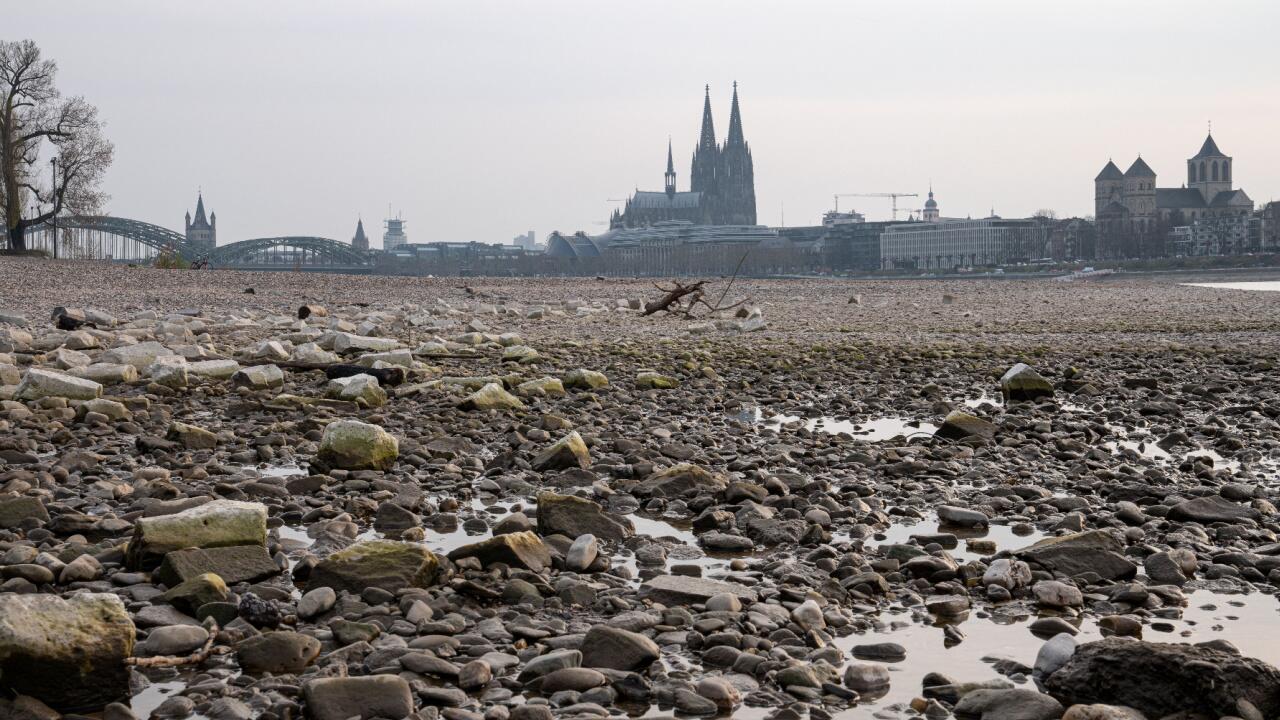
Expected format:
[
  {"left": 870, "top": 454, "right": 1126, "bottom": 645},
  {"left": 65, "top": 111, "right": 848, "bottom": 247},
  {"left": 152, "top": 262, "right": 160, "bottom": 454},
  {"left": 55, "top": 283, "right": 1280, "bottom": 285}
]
[{"left": 10, "top": 1, "right": 1280, "bottom": 247}]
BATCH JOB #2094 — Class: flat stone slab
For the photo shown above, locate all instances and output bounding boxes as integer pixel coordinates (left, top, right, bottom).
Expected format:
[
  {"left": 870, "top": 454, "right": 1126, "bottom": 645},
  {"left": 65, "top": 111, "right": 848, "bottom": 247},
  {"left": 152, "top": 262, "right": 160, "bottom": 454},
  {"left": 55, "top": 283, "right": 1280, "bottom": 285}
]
[{"left": 639, "top": 574, "right": 758, "bottom": 606}]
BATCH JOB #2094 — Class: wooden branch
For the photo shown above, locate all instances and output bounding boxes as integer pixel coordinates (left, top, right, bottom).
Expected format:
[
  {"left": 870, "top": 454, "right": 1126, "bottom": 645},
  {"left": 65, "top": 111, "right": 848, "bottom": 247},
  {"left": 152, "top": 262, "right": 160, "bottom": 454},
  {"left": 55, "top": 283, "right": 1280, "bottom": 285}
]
[
  {"left": 643, "top": 280, "right": 707, "bottom": 316},
  {"left": 125, "top": 621, "right": 226, "bottom": 668}
]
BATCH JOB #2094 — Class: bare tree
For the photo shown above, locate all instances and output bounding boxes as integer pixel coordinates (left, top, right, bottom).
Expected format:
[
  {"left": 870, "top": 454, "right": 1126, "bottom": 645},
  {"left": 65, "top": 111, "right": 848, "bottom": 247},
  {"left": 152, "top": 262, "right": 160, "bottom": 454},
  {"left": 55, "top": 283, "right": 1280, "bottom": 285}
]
[{"left": 1, "top": 39, "right": 113, "bottom": 251}]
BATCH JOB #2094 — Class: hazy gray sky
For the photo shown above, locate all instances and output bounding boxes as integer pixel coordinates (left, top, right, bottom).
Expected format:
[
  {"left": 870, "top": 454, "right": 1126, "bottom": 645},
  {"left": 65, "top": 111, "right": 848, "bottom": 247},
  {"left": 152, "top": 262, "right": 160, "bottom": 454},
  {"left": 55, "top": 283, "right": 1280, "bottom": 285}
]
[{"left": 10, "top": 1, "right": 1280, "bottom": 247}]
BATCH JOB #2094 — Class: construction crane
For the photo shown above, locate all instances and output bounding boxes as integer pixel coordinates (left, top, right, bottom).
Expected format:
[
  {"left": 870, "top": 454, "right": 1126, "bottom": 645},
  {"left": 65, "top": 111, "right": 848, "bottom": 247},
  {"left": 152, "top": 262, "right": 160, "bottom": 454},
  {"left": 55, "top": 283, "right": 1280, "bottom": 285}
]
[{"left": 833, "top": 192, "right": 920, "bottom": 220}]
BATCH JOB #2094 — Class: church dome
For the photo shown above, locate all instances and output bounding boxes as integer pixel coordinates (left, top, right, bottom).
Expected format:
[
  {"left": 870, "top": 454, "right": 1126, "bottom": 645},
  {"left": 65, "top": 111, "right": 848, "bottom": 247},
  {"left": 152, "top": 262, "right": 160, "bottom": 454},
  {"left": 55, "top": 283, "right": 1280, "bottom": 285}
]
[{"left": 924, "top": 191, "right": 937, "bottom": 209}]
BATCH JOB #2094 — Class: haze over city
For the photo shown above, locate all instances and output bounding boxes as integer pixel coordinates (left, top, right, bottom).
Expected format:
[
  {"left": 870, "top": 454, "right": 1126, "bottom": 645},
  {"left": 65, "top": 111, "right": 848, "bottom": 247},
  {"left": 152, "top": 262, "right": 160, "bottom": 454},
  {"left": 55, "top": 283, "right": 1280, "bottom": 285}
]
[{"left": 8, "top": 0, "right": 1280, "bottom": 246}]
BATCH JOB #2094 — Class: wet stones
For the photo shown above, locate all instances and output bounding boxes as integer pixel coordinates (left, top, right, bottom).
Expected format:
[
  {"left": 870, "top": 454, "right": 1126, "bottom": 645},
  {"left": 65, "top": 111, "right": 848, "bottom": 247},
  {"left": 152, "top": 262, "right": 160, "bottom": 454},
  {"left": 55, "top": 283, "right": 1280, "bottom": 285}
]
[
  {"left": 936, "top": 410, "right": 996, "bottom": 441},
  {"left": 16, "top": 368, "right": 102, "bottom": 401},
  {"left": 297, "top": 587, "right": 337, "bottom": 620},
  {"left": 635, "top": 371, "right": 679, "bottom": 389},
  {"left": 446, "top": 531, "right": 552, "bottom": 572},
  {"left": 579, "top": 625, "right": 660, "bottom": 671},
  {"left": 1000, "top": 362, "right": 1055, "bottom": 402},
  {"left": 0, "top": 593, "right": 135, "bottom": 712},
  {"left": 324, "top": 373, "right": 387, "bottom": 407},
  {"left": 1033, "top": 580, "right": 1084, "bottom": 609},
  {"left": 1044, "top": 638, "right": 1280, "bottom": 717},
  {"left": 843, "top": 662, "right": 891, "bottom": 694},
  {"left": 535, "top": 492, "right": 634, "bottom": 541},
  {"left": 314, "top": 418, "right": 399, "bottom": 471},
  {"left": 309, "top": 540, "right": 441, "bottom": 594},
  {"left": 531, "top": 431, "right": 591, "bottom": 471},
  {"left": 127, "top": 499, "right": 268, "bottom": 570}
]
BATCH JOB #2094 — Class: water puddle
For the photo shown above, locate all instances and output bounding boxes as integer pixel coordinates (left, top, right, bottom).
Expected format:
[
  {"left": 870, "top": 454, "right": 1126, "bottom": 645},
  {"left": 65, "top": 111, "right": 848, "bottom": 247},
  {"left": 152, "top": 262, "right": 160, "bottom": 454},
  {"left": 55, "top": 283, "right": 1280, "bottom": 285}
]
[
  {"left": 875, "top": 515, "right": 1048, "bottom": 563},
  {"left": 736, "top": 408, "right": 937, "bottom": 442}
]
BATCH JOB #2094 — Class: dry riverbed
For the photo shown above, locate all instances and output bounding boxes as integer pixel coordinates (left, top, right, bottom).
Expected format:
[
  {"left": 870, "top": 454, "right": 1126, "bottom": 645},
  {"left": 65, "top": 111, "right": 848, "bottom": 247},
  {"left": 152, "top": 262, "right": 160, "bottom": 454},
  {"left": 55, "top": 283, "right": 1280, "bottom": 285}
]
[{"left": 2, "top": 256, "right": 1280, "bottom": 720}]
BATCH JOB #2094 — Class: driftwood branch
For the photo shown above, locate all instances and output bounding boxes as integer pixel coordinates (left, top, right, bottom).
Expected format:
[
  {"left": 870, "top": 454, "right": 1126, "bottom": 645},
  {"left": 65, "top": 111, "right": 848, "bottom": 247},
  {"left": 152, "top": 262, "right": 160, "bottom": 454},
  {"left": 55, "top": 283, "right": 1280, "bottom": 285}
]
[
  {"left": 125, "top": 621, "right": 227, "bottom": 668},
  {"left": 642, "top": 281, "right": 707, "bottom": 316}
]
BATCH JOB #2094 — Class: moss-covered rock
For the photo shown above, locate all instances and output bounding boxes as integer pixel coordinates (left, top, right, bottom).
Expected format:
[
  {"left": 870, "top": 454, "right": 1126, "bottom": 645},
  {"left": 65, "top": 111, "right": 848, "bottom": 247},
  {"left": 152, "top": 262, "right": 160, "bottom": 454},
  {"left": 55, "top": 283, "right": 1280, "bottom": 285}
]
[
  {"left": 159, "top": 572, "right": 229, "bottom": 614},
  {"left": 315, "top": 419, "right": 399, "bottom": 471},
  {"left": 516, "top": 376, "right": 566, "bottom": 397},
  {"left": 563, "top": 369, "right": 609, "bottom": 389},
  {"left": 0, "top": 593, "right": 135, "bottom": 712},
  {"left": 309, "top": 540, "right": 441, "bottom": 594},
  {"left": 459, "top": 382, "right": 525, "bottom": 411},
  {"left": 446, "top": 531, "right": 552, "bottom": 572},
  {"left": 532, "top": 431, "right": 591, "bottom": 471},
  {"left": 127, "top": 499, "right": 268, "bottom": 570},
  {"left": 936, "top": 410, "right": 997, "bottom": 441},
  {"left": 635, "top": 371, "right": 680, "bottom": 389}
]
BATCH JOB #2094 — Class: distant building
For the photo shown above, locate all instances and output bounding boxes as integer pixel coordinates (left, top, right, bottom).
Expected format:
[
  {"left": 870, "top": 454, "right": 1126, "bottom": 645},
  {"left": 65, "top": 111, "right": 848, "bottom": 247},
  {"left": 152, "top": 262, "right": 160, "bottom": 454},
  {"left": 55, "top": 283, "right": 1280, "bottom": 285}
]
[
  {"left": 880, "top": 217, "right": 1045, "bottom": 270},
  {"left": 512, "top": 231, "right": 538, "bottom": 251},
  {"left": 351, "top": 218, "right": 369, "bottom": 251},
  {"left": 1170, "top": 214, "right": 1261, "bottom": 256},
  {"left": 922, "top": 186, "right": 940, "bottom": 223},
  {"left": 1095, "top": 133, "right": 1254, "bottom": 257},
  {"left": 822, "top": 210, "right": 865, "bottom": 227},
  {"left": 612, "top": 84, "right": 757, "bottom": 229},
  {"left": 184, "top": 192, "right": 216, "bottom": 254},
  {"left": 383, "top": 215, "right": 407, "bottom": 250}
]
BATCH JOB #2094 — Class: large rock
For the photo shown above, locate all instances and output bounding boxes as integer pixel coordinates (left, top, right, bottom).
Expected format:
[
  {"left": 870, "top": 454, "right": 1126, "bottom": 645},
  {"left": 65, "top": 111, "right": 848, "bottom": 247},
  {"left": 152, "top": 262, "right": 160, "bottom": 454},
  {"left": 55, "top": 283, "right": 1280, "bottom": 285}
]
[
  {"left": 459, "top": 382, "right": 525, "bottom": 411},
  {"left": 640, "top": 574, "right": 759, "bottom": 606},
  {"left": 1000, "top": 363, "right": 1055, "bottom": 402},
  {"left": 579, "top": 625, "right": 660, "bottom": 671},
  {"left": 531, "top": 431, "right": 591, "bottom": 471},
  {"left": 938, "top": 504, "right": 989, "bottom": 528},
  {"left": 302, "top": 676, "right": 414, "bottom": 720},
  {"left": 188, "top": 359, "right": 241, "bottom": 379},
  {"left": 69, "top": 362, "right": 138, "bottom": 384},
  {"left": 1045, "top": 638, "right": 1280, "bottom": 717},
  {"left": 230, "top": 364, "right": 284, "bottom": 389},
  {"left": 1143, "top": 548, "right": 1197, "bottom": 585},
  {"left": 635, "top": 463, "right": 729, "bottom": 498},
  {"left": 1015, "top": 530, "right": 1137, "bottom": 581},
  {"left": 936, "top": 410, "right": 996, "bottom": 441},
  {"left": 16, "top": 368, "right": 102, "bottom": 401},
  {"left": 237, "top": 631, "right": 321, "bottom": 675},
  {"left": 536, "top": 492, "right": 634, "bottom": 542},
  {"left": 309, "top": 540, "right": 441, "bottom": 594},
  {"left": 156, "top": 545, "right": 280, "bottom": 586},
  {"left": 315, "top": 419, "right": 398, "bottom": 471},
  {"left": 127, "top": 499, "right": 268, "bottom": 570},
  {"left": 0, "top": 593, "right": 135, "bottom": 712},
  {"left": 563, "top": 369, "right": 609, "bottom": 389},
  {"left": 0, "top": 496, "right": 50, "bottom": 529},
  {"left": 446, "top": 531, "right": 552, "bottom": 572},
  {"left": 1167, "top": 495, "right": 1261, "bottom": 524},
  {"left": 331, "top": 332, "right": 399, "bottom": 353},
  {"left": 325, "top": 374, "right": 387, "bottom": 408},
  {"left": 166, "top": 421, "right": 218, "bottom": 449},
  {"left": 102, "top": 341, "right": 177, "bottom": 369},
  {"left": 954, "top": 688, "right": 1064, "bottom": 720}
]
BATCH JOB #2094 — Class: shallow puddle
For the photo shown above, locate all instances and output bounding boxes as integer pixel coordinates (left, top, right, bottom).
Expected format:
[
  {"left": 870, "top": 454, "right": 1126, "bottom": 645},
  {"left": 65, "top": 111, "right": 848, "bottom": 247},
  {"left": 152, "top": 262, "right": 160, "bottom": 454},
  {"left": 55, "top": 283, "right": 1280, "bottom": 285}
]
[
  {"left": 875, "top": 515, "right": 1048, "bottom": 563},
  {"left": 737, "top": 407, "right": 938, "bottom": 442}
]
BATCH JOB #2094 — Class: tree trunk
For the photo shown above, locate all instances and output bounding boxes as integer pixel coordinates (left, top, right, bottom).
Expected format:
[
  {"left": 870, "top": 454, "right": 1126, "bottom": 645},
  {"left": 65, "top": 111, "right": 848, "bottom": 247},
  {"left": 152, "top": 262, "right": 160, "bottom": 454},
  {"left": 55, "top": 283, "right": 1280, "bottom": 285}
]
[{"left": 6, "top": 222, "right": 25, "bottom": 252}]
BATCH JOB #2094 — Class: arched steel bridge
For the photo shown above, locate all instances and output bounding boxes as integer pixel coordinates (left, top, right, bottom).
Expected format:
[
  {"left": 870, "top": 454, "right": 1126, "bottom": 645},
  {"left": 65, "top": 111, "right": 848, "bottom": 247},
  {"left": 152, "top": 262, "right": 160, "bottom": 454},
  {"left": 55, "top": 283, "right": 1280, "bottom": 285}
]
[{"left": 31, "top": 215, "right": 375, "bottom": 268}]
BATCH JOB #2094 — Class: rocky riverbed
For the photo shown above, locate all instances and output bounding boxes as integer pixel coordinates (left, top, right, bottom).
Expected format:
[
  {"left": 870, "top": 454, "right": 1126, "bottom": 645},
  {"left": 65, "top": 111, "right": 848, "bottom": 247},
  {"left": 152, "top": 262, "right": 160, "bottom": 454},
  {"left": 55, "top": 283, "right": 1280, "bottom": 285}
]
[{"left": 3, "top": 255, "right": 1280, "bottom": 720}]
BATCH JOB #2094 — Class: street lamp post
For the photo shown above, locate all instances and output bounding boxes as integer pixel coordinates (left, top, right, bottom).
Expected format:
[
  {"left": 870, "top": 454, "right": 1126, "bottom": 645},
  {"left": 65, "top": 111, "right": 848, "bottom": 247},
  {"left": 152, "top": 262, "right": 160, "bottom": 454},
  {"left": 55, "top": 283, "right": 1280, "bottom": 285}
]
[{"left": 50, "top": 156, "right": 58, "bottom": 259}]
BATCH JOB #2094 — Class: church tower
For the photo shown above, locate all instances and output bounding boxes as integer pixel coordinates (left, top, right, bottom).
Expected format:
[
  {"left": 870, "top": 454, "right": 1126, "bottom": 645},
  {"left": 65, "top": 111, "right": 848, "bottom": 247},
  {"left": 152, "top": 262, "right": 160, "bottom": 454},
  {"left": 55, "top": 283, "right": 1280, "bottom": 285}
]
[
  {"left": 690, "top": 85, "right": 719, "bottom": 199},
  {"left": 922, "top": 185, "right": 940, "bottom": 222},
  {"left": 351, "top": 218, "right": 369, "bottom": 251},
  {"left": 184, "top": 191, "right": 216, "bottom": 254},
  {"left": 1188, "top": 133, "right": 1232, "bottom": 204},
  {"left": 1094, "top": 160, "right": 1124, "bottom": 216},
  {"left": 664, "top": 139, "right": 677, "bottom": 197},
  {"left": 717, "top": 81, "right": 757, "bottom": 225}
]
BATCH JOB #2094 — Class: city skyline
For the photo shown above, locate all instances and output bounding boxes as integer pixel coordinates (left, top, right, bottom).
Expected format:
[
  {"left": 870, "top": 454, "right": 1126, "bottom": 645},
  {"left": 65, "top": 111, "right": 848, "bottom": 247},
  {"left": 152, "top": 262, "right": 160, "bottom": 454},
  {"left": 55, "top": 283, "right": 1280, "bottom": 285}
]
[{"left": 7, "top": 0, "right": 1280, "bottom": 246}]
